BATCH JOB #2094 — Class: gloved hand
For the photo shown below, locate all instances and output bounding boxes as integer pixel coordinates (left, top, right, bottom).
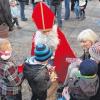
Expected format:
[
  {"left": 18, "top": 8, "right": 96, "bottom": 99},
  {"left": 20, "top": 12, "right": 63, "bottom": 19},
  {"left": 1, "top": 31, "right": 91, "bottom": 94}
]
[
  {"left": 56, "top": 86, "right": 64, "bottom": 99},
  {"left": 57, "top": 86, "right": 64, "bottom": 93}
]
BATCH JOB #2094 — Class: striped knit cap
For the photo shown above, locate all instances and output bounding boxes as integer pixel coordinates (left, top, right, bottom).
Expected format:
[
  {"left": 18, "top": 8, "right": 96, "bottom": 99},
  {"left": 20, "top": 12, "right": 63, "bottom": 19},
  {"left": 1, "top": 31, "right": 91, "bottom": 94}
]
[
  {"left": 34, "top": 44, "right": 53, "bottom": 62},
  {"left": 89, "top": 42, "right": 100, "bottom": 61}
]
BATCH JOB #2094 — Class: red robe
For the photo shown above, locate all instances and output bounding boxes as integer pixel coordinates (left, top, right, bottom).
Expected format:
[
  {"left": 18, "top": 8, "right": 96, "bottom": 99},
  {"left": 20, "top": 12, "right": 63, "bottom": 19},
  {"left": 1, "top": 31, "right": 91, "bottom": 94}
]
[{"left": 31, "top": 27, "right": 76, "bottom": 83}]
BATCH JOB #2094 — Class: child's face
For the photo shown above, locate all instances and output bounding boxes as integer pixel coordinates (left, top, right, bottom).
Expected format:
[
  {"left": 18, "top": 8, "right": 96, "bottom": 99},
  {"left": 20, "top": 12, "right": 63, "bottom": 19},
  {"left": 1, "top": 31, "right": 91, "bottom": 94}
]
[
  {"left": 0, "top": 51, "right": 12, "bottom": 60},
  {"left": 10, "top": 2, "right": 16, "bottom": 7},
  {"left": 80, "top": 40, "right": 93, "bottom": 49}
]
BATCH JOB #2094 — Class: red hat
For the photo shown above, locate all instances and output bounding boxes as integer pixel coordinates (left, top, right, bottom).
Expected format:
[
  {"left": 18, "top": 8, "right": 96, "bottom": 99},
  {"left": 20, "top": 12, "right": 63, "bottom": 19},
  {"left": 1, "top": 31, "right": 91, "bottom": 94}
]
[{"left": 32, "top": 2, "right": 55, "bottom": 31}]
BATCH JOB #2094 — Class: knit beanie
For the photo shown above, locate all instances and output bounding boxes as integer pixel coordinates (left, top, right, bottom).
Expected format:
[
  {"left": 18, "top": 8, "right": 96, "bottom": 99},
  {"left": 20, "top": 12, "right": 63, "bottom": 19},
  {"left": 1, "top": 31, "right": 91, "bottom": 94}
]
[
  {"left": 34, "top": 44, "right": 53, "bottom": 62},
  {"left": 89, "top": 42, "right": 100, "bottom": 61},
  {"left": 79, "top": 59, "right": 98, "bottom": 76},
  {"left": 77, "top": 29, "right": 98, "bottom": 43}
]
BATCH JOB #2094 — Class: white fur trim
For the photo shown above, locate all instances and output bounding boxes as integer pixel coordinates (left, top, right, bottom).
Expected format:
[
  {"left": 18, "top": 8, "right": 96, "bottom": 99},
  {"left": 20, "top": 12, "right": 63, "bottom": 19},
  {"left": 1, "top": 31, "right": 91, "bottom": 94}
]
[{"left": 34, "top": 25, "right": 59, "bottom": 52}]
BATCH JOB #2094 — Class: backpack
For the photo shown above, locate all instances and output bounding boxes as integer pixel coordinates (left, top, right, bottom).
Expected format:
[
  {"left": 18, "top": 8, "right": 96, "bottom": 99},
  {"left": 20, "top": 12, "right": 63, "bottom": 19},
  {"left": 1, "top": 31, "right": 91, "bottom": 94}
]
[
  {"left": 51, "top": 0, "right": 61, "bottom": 6},
  {"left": 23, "top": 62, "right": 51, "bottom": 92},
  {"left": 68, "top": 76, "right": 99, "bottom": 100}
]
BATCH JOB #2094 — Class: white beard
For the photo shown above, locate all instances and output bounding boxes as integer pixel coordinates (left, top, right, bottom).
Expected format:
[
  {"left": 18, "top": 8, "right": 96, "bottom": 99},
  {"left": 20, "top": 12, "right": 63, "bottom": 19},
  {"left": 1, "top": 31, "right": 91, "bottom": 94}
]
[{"left": 34, "top": 25, "right": 60, "bottom": 52}]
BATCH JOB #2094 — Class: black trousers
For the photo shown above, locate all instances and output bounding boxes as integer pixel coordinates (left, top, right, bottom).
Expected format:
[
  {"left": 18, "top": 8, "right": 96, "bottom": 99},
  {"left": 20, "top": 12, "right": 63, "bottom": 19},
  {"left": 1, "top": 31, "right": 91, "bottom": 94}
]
[
  {"left": 80, "top": 9, "right": 85, "bottom": 16},
  {"left": 71, "top": 0, "right": 74, "bottom": 11},
  {"left": 31, "top": 90, "right": 47, "bottom": 100},
  {"left": 12, "top": 17, "right": 19, "bottom": 26}
]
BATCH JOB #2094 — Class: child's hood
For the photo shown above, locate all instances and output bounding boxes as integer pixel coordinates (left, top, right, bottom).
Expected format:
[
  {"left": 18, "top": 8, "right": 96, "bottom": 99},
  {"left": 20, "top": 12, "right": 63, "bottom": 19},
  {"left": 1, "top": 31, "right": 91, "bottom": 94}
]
[
  {"left": 78, "top": 76, "right": 99, "bottom": 97},
  {"left": 25, "top": 56, "right": 35, "bottom": 65},
  {"left": 24, "top": 56, "right": 45, "bottom": 69}
]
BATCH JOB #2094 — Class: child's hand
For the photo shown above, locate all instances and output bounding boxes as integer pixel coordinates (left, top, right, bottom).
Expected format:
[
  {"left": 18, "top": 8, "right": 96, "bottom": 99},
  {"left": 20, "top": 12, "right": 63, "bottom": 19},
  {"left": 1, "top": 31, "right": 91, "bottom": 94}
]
[
  {"left": 48, "top": 66, "right": 58, "bottom": 82},
  {"left": 57, "top": 86, "right": 64, "bottom": 93},
  {"left": 48, "top": 66, "right": 55, "bottom": 71},
  {"left": 62, "top": 87, "right": 70, "bottom": 100},
  {"left": 50, "top": 71, "right": 58, "bottom": 82}
]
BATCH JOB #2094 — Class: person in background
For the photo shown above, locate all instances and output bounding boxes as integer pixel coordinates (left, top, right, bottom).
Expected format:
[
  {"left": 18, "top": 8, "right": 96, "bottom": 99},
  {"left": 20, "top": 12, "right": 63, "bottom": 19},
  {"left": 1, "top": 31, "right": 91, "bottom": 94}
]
[
  {"left": 9, "top": 0, "right": 22, "bottom": 29},
  {"left": 89, "top": 42, "right": 100, "bottom": 100},
  {"left": 74, "top": 0, "right": 87, "bottom": 20},
  {"left": 16, "top": 0, "right": 19, "bottom": 5},
  {"left": 0, "top": 38, "right": 23, "bottom": 100},
  {"left": 0, "top": 23, "right": 9, "bottom": 38},
  {"left": 31, "top": 0, "right": 34, "bottom": 7},
  {"left": 71, "top": 0, "right": 74, "bottom": 11},
  {"left": 50, "top": 0, "right": 63, "bottom": 28},
  {"left": 65, "top": 0, "right": 70, "bottom": 20},
  {"left": 77, "top": 29, "right": 98, "bottom": 60},
  {"left": 0, "top": 0, "right": 13, "bottom": 31},
  {"left": 79, "top": 0, "right": 88, "bottom": 20},
  {"left": 74, "top": 0, "right": 80, "bottom": 19},
  {"left": 18, "top": 0, "right": 28, "bottom": 21}
]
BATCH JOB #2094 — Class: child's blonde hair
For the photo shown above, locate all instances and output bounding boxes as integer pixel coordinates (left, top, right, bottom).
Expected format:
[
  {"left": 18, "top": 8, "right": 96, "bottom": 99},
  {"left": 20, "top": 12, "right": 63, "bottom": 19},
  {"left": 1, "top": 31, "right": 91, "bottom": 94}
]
[{"left": 0, "top": 39, "right": 12, "bottom": 52}]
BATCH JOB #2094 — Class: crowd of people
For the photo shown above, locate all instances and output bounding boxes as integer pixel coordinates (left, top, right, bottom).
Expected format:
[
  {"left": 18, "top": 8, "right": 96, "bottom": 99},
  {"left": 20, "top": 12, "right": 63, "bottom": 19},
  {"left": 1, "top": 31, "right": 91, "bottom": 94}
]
[
  {"left": 0, "top": 0, "right": 90, "bottom": 31},
  {"left": 0, "top": 0, "right": 100, "bottom": 100}
]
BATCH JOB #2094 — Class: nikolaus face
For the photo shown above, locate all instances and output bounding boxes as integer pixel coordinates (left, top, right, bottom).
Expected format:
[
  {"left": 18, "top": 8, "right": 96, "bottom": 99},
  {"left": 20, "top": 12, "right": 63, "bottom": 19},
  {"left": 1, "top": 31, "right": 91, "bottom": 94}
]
[
  {"left": 35, "top": 25, "right": 59, "bottom": 53},
  {"left": 80, "top": 40, "right": 93, "bottom": 49}
]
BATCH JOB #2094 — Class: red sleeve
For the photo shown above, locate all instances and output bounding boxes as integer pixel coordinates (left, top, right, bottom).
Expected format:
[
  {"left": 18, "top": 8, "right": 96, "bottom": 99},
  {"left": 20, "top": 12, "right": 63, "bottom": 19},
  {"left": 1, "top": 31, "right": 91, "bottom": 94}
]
[
  {"left": 31, "top": 33, "right": 35, "bottom": 56},
  {"left": 54, "top": 28, "right": 76, "bottom": 83}
]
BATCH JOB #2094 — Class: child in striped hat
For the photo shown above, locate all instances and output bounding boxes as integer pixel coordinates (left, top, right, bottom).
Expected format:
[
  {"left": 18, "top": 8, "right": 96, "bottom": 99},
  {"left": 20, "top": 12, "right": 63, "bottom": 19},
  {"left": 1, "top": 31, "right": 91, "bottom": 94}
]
[{"left": 24, "top": 44, "right": 53, "bottom": 100}]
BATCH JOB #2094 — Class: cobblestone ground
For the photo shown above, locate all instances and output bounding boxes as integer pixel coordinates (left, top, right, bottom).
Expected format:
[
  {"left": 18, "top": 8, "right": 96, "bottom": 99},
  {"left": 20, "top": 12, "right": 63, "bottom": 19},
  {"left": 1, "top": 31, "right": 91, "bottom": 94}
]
[{"left": 9, "top": 0, "right": 100, "bottom": 100}]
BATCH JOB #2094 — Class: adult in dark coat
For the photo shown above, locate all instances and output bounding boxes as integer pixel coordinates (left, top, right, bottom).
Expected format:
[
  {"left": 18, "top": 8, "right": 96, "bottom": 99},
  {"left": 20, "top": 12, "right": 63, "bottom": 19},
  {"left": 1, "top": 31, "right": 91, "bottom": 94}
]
[{"left": 0, "top": 0, "right": 13, "bottom": 31}]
